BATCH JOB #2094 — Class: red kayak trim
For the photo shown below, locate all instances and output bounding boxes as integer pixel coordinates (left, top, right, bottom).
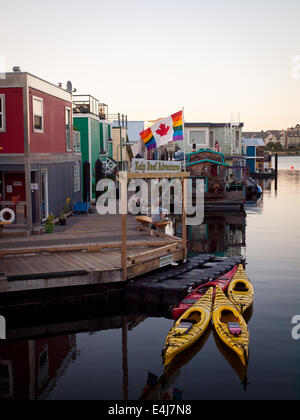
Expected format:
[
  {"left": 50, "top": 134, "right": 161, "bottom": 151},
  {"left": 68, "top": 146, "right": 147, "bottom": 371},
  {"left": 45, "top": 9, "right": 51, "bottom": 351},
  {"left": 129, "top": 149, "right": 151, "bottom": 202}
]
[{"left": 172, "top": 265, "right": 238, "bottom": 320}]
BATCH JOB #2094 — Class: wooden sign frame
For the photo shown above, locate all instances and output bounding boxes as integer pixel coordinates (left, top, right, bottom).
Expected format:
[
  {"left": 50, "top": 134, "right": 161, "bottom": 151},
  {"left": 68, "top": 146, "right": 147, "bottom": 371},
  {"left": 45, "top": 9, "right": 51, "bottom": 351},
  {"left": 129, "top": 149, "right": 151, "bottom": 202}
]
[{"left": 120, "top": 171, "right": 190, "bottom": 281}]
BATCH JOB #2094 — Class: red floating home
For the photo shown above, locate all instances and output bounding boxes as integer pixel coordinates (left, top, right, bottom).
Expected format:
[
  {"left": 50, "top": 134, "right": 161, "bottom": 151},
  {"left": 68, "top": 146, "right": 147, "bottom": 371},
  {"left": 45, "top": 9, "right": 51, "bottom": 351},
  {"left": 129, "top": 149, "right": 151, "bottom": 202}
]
[{"left": 0, "top": 69, "right": 82, "bottom": 231}]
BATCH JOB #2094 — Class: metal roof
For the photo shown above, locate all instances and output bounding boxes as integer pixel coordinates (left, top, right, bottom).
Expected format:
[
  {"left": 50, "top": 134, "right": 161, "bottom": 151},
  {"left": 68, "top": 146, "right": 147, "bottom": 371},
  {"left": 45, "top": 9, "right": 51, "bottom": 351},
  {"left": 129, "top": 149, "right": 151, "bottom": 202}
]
[
  {"left": 185, "top": 122, "right": 244, "bottom": 128},
  {"left": 242, "top": 138, "right": 265, "bottom": 147}
]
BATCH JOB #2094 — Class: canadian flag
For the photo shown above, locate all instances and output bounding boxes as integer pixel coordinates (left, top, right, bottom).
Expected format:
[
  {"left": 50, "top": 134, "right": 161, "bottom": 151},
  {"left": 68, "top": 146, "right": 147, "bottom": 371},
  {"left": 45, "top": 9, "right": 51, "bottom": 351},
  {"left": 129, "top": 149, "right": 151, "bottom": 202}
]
[{"left": 151, "top": 115, "right": 174, "bottom": 148}]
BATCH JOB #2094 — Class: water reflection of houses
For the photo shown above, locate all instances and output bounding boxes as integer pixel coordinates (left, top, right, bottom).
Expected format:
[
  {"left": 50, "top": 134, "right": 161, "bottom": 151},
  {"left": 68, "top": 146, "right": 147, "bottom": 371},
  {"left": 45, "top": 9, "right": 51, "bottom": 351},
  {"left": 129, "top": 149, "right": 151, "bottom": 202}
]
[
  {"left": 187, "top": 211, "right": 246, "bottom": 257},
  {"left": 0, "top": 335, "right": 76, "bottom": 400}
]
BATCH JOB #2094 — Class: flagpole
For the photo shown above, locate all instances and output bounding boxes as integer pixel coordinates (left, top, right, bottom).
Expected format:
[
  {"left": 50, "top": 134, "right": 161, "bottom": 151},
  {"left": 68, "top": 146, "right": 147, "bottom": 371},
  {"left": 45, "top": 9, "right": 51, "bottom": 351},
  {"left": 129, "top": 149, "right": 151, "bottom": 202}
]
[
  {"left": 182, "top": 107, "right": 186, "bottom": 171},
  {"left": 182, "top": 106, "right": 187, "bottom": 262}
]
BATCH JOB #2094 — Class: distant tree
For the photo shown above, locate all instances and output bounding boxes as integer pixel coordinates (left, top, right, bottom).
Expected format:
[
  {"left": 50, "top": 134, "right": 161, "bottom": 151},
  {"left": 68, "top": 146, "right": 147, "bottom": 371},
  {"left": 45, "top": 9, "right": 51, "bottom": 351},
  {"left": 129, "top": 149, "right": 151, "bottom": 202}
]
[{"left": 266, "top": 141, "right": 283, "bottom": 152}]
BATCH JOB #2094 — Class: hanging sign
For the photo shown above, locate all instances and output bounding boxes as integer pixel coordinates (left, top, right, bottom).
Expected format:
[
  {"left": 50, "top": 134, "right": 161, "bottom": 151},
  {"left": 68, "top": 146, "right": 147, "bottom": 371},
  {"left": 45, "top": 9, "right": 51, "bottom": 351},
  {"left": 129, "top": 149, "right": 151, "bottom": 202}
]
[{"left": 132, "top": 159, "right": 182, "bottom": 174}]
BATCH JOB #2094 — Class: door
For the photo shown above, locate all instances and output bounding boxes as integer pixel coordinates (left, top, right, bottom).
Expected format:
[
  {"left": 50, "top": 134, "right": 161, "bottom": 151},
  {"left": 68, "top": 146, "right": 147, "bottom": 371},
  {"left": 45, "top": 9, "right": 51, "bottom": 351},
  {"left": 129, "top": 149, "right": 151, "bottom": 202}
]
[
  {"left": 4, "top": 173, "right": 26, "bottom": 201},
  {"left": 41, "top": 171, "right": 49, "bottom": 220}
]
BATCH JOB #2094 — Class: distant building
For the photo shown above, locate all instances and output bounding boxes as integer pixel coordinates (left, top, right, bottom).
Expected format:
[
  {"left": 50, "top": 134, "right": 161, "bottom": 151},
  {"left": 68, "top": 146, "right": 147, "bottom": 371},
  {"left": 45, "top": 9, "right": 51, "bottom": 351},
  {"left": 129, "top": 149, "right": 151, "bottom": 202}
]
[
  {"left": 126, "top": 121, "right": 146, "bottom": 158},
  {"left": 0, "top": 70, "right": 82, "bottom": 230},
  {"left": 242, "top": 138, "right": 271, "bottom": 174},
  {"left": 174, "top": 122, "right": 244, "bottom": 157},
  {"left": 243, "top": 127, "right": 300, "bottom": 149},
  {"left": 73, "top": 95, "right": 112, "bottom": 200},
  {"left": 286, "top": 125, "right": 300, "bottom": 148}
]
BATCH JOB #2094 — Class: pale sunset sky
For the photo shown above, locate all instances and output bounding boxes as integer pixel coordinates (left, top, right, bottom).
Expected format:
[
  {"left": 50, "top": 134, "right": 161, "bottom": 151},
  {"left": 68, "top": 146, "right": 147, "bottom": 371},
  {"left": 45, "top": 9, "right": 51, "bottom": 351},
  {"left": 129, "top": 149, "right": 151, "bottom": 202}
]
[{"left": 1, "top": 0, "right": 299, "bottom": 131}]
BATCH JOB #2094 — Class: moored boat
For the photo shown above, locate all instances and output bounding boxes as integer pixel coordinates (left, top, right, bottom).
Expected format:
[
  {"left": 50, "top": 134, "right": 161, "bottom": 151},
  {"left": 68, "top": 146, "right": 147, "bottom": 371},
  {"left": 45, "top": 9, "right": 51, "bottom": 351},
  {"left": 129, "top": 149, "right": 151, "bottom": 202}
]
[
  {"left": 213, "top": 286, "right": 249, "bottom": 366},
  {"left": 172, "top": 265, "right": 238, "bottom": 320},
  {"left": 228, "top": 264, "right": 254, "bottom": 313},
  {"left": 162, "top": 287, "right": 213, "bottom": 366}
]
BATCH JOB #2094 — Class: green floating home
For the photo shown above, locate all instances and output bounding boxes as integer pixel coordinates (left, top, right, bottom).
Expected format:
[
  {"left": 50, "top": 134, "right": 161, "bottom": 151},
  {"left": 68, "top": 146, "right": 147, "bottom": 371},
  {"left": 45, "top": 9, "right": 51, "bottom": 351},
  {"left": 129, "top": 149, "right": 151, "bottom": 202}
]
[{"left": 73, "top": 95, "right": 112, "bottom": 201}]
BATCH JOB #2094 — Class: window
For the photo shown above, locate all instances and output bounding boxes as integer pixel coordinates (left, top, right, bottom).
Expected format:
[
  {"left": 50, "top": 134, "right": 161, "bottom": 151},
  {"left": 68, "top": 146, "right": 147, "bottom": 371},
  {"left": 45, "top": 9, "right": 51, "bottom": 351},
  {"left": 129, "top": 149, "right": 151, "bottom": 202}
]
[
  {"left": 235, "top": 131, "right": 240, "bottom": 149},
  {"left": 209, "top": 131, "right": 214, "bottom": 148},
  {"left": 33, "top": 97, "right": 43, "bottom": 132},
  {"left": 73, "top": 130, "right": 81, "bottom": 153},
  {"left": 74, "top": 162, "right": 80, "bottom": 193},
  {"left": 0, "top": 94, "right": 6, "bottom": 132},
  {"left": 65, "top": 108, "right": 71, "bottom": 151},
  {"left": 189, "top": 130, "right": 206, "bottom": 146}
]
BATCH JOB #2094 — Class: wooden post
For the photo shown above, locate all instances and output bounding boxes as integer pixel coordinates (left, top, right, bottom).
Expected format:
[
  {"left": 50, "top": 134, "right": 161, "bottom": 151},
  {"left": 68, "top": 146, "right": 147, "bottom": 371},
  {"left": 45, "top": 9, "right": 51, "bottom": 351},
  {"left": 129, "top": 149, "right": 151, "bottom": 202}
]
[
  {"left": 182, "top": 178, "right": 187, "bottom": 261},
  {"left": 120, "top": 172, "right": 127, "bottom": 281},
  {"left": 122, "top": 214, "right": 127, "bottom": 281},
  {"left": 275, "top": 153, "right": 278, "bottom": 191},
  {"left": 122, "top": 316, "right": 128, "bottom": 400}
]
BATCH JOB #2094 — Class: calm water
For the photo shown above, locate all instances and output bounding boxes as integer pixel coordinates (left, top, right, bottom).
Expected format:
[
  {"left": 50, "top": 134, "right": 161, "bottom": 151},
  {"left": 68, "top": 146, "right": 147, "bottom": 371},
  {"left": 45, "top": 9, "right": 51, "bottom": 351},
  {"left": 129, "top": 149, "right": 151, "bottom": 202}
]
[{"left": 0, "top": 156, "right": 299, "bottom": 400}]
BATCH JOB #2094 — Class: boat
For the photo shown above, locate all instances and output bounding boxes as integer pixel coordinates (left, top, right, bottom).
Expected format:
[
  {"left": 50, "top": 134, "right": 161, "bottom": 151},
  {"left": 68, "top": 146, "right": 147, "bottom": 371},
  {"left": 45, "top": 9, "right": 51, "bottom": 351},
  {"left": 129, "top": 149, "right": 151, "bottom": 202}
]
[
  {"left": 227, "top": 264, "right": 254, "bottom": 313},
  {"left": 172, "top": 265, "right": 238, "bottom": 320},
  {"left": 162, "top": 287, "right": 213, "bottom": 366},
  {"left": 213, "top": 286, "right": 249, "bottom": 366}
]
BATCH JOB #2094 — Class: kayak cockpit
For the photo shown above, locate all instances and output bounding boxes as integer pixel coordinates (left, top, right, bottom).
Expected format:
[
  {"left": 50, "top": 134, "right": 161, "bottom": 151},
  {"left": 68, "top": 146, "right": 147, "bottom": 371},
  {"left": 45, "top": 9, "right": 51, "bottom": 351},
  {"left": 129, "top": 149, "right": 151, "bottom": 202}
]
[
  {"left": 220, "top": 310, "right": 239, "bottom": 324},
  {"left": 176, "top": 312, "right": 202, "bottom": 334},
  {"left": 233, "top": 281, "right": 249, "bottom": 292}
]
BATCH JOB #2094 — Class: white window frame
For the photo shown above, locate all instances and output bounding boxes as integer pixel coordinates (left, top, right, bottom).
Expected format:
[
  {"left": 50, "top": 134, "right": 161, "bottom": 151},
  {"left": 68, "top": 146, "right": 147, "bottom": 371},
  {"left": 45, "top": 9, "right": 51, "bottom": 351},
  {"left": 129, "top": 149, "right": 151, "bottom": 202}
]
[
  {"left": 0, "top": 94, "right": 6, "bottom": 132},
  {"left": 65, "top": 107, "right": 72, "bottom": 152},
  {"left": 188, "top": 129, "right": 208, "bottom": 147},
  {"left": 32, "top": 96, "right": 44, "bottom": 133},
  {"left": 74, "top": 162, "right": 80, "bottom": 193}
]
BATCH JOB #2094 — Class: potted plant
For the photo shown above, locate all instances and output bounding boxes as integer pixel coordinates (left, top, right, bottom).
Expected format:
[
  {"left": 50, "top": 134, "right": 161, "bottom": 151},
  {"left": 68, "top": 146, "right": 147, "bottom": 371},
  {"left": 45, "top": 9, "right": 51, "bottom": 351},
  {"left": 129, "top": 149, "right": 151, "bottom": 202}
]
[
  {"left": 59, "top": 198, "right": 71, "bottom": 226},
  {"left": 44, "top": 213, "right": 55, "bottom": 233}
]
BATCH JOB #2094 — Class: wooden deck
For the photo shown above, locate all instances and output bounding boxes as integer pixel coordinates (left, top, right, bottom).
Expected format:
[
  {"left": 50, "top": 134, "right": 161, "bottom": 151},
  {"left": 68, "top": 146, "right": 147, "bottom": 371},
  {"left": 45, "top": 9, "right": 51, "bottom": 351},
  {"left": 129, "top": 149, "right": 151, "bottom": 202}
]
[{"left": 0, "top": 212, "right": 184, "bottom": 294}]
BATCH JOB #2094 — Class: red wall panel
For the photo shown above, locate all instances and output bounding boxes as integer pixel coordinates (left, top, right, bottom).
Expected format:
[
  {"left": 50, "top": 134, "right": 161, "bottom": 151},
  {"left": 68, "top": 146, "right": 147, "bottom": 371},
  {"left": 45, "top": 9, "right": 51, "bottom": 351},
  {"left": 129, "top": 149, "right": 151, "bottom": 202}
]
[
  {"left": 0, "top": 88, "right": 24, "bottom": 154},
  {"left": 29, "top": 89, "right": 73, "bottom": 154}
]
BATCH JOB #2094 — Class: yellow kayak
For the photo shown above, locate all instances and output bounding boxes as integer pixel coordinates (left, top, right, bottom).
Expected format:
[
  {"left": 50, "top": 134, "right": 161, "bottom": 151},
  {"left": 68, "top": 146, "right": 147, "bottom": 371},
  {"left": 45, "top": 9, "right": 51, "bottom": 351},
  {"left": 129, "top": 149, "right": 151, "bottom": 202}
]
[
  {"left": 228, "top": 264, "right": 254, "bottom": 313},
  {"left": 213, "top": 286, "right": 249, "bottom": 366},
  {"left": 162, "top": 287, "right": 213, "bottom": 366}
]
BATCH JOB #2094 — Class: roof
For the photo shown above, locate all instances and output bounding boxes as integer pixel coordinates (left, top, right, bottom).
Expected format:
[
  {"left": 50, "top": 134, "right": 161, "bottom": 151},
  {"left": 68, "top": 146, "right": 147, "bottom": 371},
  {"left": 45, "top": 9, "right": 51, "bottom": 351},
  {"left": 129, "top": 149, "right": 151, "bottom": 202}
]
[
  {"left": 242, "top": 138, "right": 265, "bottom": 147},
  {"left": 185, "top": 122, "right": 244, "bottom": 128},
  {"left": 186, "top": 159, "right": 228, "bottom": 167},
  {"left": 187, "top": 149, "right": 226, "bottom": 163}
]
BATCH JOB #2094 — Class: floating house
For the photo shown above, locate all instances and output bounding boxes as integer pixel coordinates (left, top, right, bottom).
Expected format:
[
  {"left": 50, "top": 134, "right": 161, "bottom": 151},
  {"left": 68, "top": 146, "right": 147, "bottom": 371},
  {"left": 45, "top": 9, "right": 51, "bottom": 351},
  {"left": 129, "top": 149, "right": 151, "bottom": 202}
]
[
  {"left": 111, "top": 116, "right": 132, "bottom": 170},
  {"left": 0, "top": 70, "right": 82, "bottom": 231},
  {"left": 186, "top": 149, "right": 246, "bottom": 210},
  {"left": 73, "top": 95, "right": 112, "bottom": 201},
  {"left": 242, "top": 138, "right": 272, "bottom": 176},
  {"left": 173, "top": 122, "right": 244, "bottom": 157}
]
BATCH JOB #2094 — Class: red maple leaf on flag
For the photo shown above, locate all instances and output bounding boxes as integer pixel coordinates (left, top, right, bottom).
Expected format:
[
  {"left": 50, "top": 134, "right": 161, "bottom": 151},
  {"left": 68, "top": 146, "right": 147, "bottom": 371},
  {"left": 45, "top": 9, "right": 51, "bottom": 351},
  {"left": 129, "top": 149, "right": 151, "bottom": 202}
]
[{"left": 156, "top": 123, "right": 170, "bottom": 137}]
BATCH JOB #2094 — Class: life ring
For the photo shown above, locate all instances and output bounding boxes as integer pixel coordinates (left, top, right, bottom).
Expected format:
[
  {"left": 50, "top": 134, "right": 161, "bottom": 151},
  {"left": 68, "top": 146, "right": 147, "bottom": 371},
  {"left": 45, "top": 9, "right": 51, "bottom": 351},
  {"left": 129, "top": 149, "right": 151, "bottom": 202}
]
[{"left": 0, "top": 208, "right": 15, "bottom": 224}]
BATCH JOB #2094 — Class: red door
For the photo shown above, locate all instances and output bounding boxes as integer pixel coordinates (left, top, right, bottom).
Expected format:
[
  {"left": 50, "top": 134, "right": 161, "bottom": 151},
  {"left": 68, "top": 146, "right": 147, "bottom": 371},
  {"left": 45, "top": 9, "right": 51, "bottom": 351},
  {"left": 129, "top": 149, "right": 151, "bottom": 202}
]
[{"left": 4, "top": 173, "right": 26, "bottom": 202}]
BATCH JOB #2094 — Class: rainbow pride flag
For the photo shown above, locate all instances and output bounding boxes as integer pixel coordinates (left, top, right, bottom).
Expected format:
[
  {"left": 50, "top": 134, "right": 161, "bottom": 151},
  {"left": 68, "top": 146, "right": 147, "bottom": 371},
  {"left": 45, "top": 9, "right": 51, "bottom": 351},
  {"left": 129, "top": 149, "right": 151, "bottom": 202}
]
[
  {"left": 171, "top": 110, "right": 184, "bottom": 142},
  {"left": 140, "top": 110, "right": 184, "bottom": 150}
]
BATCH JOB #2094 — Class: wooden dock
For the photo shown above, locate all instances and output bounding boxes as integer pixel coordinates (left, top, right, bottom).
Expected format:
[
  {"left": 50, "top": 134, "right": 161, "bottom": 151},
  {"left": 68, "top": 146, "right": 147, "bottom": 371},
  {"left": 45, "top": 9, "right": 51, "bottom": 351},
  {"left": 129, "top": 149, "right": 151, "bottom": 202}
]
[{"left": 0, "top": 212, "right": 185, "bottom": 295}]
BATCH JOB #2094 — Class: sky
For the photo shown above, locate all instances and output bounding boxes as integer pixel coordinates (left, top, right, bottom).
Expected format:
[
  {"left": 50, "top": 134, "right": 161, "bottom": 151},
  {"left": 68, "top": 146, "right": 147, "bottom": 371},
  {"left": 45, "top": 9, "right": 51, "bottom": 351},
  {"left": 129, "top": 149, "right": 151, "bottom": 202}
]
[{"left": 1, "top": 0, "right": 300, "bottom": 131}]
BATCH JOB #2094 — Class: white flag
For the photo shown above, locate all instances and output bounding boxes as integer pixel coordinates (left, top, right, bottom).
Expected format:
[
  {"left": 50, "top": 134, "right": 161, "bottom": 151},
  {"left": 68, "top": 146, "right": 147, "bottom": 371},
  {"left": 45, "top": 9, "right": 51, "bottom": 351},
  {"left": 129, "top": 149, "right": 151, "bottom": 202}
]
[{"left": 151, "top": 116, "right": 174, "bottom": 147}]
